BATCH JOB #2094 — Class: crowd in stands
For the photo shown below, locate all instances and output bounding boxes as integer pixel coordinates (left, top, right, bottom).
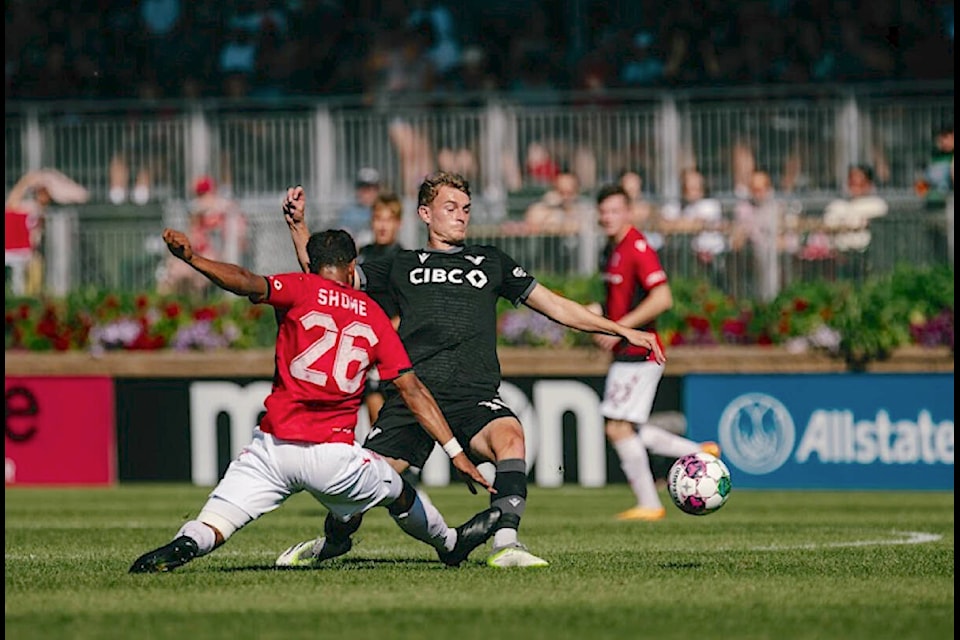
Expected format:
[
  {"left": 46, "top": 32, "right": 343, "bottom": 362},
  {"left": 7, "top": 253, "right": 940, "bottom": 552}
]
[{"left": 5, "top": 0, "right": 954, "bottom": 103}]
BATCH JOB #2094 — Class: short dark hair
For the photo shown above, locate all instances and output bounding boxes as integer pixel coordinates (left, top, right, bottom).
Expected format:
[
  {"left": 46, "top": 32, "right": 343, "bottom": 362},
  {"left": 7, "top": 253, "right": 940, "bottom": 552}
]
[
  {"left": 307, "top": 229, "right": 357, "bottom": 273},
  {"left": 849, "top": 163, "right": 875, "bottom": 183},
  {"left": 418, "top": 171, "right": 470, "bottom": 208},
  {"left": 596, "top": 183, "right": 629, "bottom": 206}
]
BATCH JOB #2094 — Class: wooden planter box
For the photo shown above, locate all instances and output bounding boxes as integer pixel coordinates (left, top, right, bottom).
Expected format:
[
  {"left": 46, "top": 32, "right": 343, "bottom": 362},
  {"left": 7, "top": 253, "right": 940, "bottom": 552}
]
[{"left": 4, "top": 346, "right": 953, "bottom": 378}]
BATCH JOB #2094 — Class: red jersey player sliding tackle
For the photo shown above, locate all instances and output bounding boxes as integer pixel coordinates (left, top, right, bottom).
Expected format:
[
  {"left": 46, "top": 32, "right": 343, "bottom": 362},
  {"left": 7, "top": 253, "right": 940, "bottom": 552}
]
[{"left": 129, "top": 227, "right": 499, "bottom": 573}]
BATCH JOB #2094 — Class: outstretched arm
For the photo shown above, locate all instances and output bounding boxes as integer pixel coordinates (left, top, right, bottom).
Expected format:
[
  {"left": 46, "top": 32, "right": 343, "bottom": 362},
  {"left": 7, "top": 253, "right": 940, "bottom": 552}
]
[
  {"left": 392, "top": 371, "right": 495, "bottom": 495},
  {"left": 282, "top": 186, "right": 311, "bottom": 273},
  {"left": 163, "top": 228, "right": 267, "bottom": 299},
  {"left": 524, "top": 283, "right": 665, "bottom": 363}
]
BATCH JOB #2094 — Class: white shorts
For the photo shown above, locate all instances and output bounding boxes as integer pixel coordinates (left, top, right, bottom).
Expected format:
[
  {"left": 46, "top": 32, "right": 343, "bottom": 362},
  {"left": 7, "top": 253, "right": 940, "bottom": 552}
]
[
  {"left": 599, "top": 360, "right": 664, "bottom": 424},
  {"left": 200, "top": 428, "right": 402, "bottom": 534}
]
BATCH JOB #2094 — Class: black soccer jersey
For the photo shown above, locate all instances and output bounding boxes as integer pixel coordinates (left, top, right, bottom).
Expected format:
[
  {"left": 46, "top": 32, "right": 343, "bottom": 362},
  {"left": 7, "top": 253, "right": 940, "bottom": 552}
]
[
  {"left": 358, "top": 242, "right": 404, "bottom": 316},
  {"left": 358, "top": 244, "right": 537, "bottom": 400}
]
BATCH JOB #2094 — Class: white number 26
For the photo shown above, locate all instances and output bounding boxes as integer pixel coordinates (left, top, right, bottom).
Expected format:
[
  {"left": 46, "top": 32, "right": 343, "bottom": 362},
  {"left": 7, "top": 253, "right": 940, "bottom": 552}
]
[{"left": 289, "top": 310, "right": 377, "bottom": 394}]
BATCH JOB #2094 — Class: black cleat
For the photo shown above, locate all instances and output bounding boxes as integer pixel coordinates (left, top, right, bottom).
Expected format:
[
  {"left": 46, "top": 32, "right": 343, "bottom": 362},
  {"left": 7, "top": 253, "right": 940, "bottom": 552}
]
[
  {"left": 437, "top": 507, "right": 501, "bottom": 567},
  {"left": 129, "top": 536, "right": 199, "bottom": 574}
]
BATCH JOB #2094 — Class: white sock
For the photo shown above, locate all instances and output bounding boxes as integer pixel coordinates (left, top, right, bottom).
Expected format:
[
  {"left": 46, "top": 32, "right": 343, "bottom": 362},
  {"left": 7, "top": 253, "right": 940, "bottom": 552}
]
[
  {"left": 639, "top": 424, "right": 700, "bottom": 458},
  {"left": 613, "top": 434, "right": 662, "bottom": 509},
  {"left": 390, "top": 495, "right": 455, "bottom": 551},
  {"left": 175, "top": 520, "right": 217, "bottom": 556},
  {"left": 493, "top": 527, "right": 518, "bottom": 549}
]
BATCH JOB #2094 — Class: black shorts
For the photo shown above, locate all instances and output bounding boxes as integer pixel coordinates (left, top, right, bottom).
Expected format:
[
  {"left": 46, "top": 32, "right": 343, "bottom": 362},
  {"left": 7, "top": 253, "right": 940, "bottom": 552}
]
[{"left": 363, "top": 389, "right": 519, "bottom": 468}]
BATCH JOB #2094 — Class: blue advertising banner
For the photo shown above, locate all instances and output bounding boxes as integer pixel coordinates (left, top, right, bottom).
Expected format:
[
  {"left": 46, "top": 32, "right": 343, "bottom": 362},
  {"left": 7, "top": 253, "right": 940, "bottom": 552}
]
[{"left": 684, "top": 373, "right": 954, "bottom": 490}]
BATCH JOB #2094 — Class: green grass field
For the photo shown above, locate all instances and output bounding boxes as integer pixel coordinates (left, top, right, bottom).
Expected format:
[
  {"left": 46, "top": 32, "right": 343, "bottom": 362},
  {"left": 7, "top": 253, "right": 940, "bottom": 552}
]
[{"left": 4, "top": 484, "right": 954, "bottom": 640}]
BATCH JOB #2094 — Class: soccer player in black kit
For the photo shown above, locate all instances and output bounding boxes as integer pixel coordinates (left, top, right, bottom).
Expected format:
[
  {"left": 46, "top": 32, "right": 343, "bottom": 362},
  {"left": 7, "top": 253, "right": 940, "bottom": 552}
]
[{"left": 278, "top": 172, "right": 665, "bottom": 567}]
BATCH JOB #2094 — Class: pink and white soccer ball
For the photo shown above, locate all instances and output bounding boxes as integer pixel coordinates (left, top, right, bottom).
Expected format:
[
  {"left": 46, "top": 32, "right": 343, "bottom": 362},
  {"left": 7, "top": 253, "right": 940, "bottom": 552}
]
[{"left": 667, "top": 452, "right": 732, "bottom": 515}]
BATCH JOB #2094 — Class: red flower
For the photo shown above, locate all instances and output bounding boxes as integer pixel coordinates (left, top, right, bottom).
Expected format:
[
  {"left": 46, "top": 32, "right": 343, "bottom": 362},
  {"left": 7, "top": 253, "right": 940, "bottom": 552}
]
[
  {"left": 794, "top": 298, "right": 809, "bottom": 312},
  {"left": 135, "top": 294, "right": 149, "bottom": 310},
  {"left": 164, "top": 302, "right": 181, "bottom": 319},
  {"left": 721, "top": 318, "right": 746, "bottom": 336},
  {"left": 52, "top": 333, "right": 71, "bottom": 351},
  {"left": 686, "top": 315, "right": 711, "bottom": 332},
  {"left": 193, "top": 307, "right": 218, "bottom": 321}
]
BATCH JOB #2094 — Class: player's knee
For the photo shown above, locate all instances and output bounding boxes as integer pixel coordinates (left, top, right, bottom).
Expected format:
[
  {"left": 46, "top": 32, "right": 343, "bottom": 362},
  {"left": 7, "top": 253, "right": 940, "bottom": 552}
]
[
  {"left": 387, "top": 478, "right": 418, "bottom": 516},
  {"left": 486, "top": 421, "right": 525, "bottom": 459}
]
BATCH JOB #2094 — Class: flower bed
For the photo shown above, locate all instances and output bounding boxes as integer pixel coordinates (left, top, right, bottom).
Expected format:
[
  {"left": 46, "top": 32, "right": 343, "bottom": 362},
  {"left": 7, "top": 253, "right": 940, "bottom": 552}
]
[{"left": 5, "top": 265, "right": 954, "bottom": 371}]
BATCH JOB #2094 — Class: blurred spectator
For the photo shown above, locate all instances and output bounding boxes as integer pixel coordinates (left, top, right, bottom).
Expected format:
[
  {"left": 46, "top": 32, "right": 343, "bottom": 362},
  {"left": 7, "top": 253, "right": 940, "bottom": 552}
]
[
  {"left": 157, "top": 175, "right": 247, "bottom": 297},
  {"left": 917, "top": 125, "right": 954, "bottom": 210},
  {"left": 357, "top": 191, "right": 405, "bottom": 424},
  {"left": 523, "top": 170, "right": 592, "bottom": 236},
  {"left": 5, "top": 169, "right": 88, "bottom": 296},
  {"left": 661, "top": 168, "right": 727, "bottom": 279},
  {"left": 336, "top": 167, "right": 382, "bottom": 248},
  {"left": 822, "top": 164, "right": 888, "bottom": 253},
  {"left": 731, "top": 170, "right": 800, "bottom": 301},
  {"left": 618, "top": 169, "right": 663, "bottom": 250},
  {"left": 524, "top": 142, "right": 562, "bottom": 187}
]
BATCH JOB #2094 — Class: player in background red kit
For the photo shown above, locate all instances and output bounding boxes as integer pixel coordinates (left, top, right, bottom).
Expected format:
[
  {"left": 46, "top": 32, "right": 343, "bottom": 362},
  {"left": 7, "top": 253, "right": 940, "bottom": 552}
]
[
  {"left": 129, "top": 228, "right": 499, "bottom": 573},
  {"left": 590, "top": 184, "right": 720, "bottom": 521}
]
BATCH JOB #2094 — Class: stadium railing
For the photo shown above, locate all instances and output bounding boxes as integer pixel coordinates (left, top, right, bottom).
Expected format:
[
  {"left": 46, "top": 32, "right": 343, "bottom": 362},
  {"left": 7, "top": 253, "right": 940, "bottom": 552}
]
[{"left": 6, "top": 81, "right": 953, "bottom": 293}]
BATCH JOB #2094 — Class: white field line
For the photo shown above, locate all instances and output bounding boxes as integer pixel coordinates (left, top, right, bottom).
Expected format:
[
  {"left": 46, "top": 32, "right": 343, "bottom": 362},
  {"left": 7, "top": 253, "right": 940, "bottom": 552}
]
[{"left": 745, "top": 530, "right": 942, "bottom": 551}]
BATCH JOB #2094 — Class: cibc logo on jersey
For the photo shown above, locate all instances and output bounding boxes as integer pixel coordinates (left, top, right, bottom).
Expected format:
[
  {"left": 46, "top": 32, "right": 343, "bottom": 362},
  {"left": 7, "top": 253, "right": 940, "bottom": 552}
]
[{"left": 409, "top": 253, "right": 489, "bottom": 288}]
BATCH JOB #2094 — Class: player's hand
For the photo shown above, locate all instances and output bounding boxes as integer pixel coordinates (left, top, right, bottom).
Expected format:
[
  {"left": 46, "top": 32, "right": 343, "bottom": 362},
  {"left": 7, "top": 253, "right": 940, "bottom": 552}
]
[
  {"left": 623, "top": 328, "right": 666, "bottom": 364},
  {"left": 162, "top": 228, "right": 193, "bottom": 262},
  {"left": 282, "top": 186, "right": 306, "bottom": 225},
  {"left": 451, "top": 453, "right": 496, "bottom": 495},
  {"left": 592, "top": 333, "right": 621, "bottom": 352}
]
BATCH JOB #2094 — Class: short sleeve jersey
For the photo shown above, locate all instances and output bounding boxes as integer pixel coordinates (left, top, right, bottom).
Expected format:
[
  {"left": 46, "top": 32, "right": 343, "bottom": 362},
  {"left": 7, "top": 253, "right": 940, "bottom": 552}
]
[
  {"left": 600, "top": 226, "right": 667, "bottom": 362},
  {"left": 258, "top": 272, "right": 412, "bottom": 443},
  {"left": 358, "top": 242, "right": 404, "bottom": 317},
  {"left": 358, "top": 244, "right": 536, "bottom": 401}
]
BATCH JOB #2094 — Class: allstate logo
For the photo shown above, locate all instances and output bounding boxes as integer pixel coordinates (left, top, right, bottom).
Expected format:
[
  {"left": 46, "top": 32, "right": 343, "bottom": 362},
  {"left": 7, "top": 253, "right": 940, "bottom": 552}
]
[{"left": 718, "top": 393, "right": 795, "bottom": 475}]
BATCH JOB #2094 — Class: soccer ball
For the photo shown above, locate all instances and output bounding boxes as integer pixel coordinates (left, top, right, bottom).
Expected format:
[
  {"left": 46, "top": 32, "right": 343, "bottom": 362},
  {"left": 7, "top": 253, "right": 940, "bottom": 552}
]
[{"left": 667, "top": 452, "right": 732, "bottom": 515}]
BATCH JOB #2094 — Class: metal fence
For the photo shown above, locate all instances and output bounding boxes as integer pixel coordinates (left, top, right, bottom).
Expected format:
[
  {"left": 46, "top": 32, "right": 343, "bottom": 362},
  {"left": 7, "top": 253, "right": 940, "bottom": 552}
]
[
  {"left": 34, "top": 195, "right": 951, "bottom": 299},
  {"left": 6, "top": 82, "right": 954, "bottom": 296}
]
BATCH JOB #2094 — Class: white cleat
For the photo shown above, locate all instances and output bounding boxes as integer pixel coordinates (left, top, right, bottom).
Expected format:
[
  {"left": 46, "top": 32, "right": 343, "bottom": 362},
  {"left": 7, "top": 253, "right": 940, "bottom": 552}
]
[
  {"left": 275, "top": 536, "right": 351, "bottom": 567},
  {"left": 486, "top": 542, "right": 549, "bottom": 568}
]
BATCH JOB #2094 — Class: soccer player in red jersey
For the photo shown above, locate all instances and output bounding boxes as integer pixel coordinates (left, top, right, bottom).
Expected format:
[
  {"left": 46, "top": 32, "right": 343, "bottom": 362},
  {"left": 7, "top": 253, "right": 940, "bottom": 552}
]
[
  {"left": 280, "top": 174, "right": 666, "bottom": 568},
  {"left": 591, "top": 184, "right": 719, "bottom": 522},
  {"left": 129, "top": 228, "right": 499, "bottom": 573}
]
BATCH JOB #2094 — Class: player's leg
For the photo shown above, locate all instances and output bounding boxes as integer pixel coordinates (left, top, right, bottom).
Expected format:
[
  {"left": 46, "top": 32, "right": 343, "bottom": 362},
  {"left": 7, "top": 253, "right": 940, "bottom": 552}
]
[
  {"left": 464, "top": 403, "right": 549, "bottom": 568},
  {"left": 639, "top": 422, "right": 720, "bottom": 459},
  {"left": 601, "top": 361, "right": 666, "bottom": 521},
  {"left": 130, "top": 429, "right": 291, "bottom": 573},
  {"left": 276, "top": 443, "right": 498, "bottom": 567},
  {"left": 384, "top": 474, "right": 501, "bottom": 567}
]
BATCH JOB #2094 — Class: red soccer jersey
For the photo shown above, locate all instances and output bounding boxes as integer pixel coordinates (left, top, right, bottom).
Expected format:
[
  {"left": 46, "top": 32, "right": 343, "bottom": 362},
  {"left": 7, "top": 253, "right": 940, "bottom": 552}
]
[
  {"left": 601, "top": 226, "right": 668, "bottom": 361},
  {"left": 258, "top": 273, "right": 413, "bottom": 444},
  {"left": 5, "top": 207, "right": 34, "bottom": 255}
]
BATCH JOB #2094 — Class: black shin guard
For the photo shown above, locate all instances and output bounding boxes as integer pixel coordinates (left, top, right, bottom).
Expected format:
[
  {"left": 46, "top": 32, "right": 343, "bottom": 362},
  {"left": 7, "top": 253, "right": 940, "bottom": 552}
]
[{"left": 491, "top": 458, "right": 528, "bottom": 530}]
